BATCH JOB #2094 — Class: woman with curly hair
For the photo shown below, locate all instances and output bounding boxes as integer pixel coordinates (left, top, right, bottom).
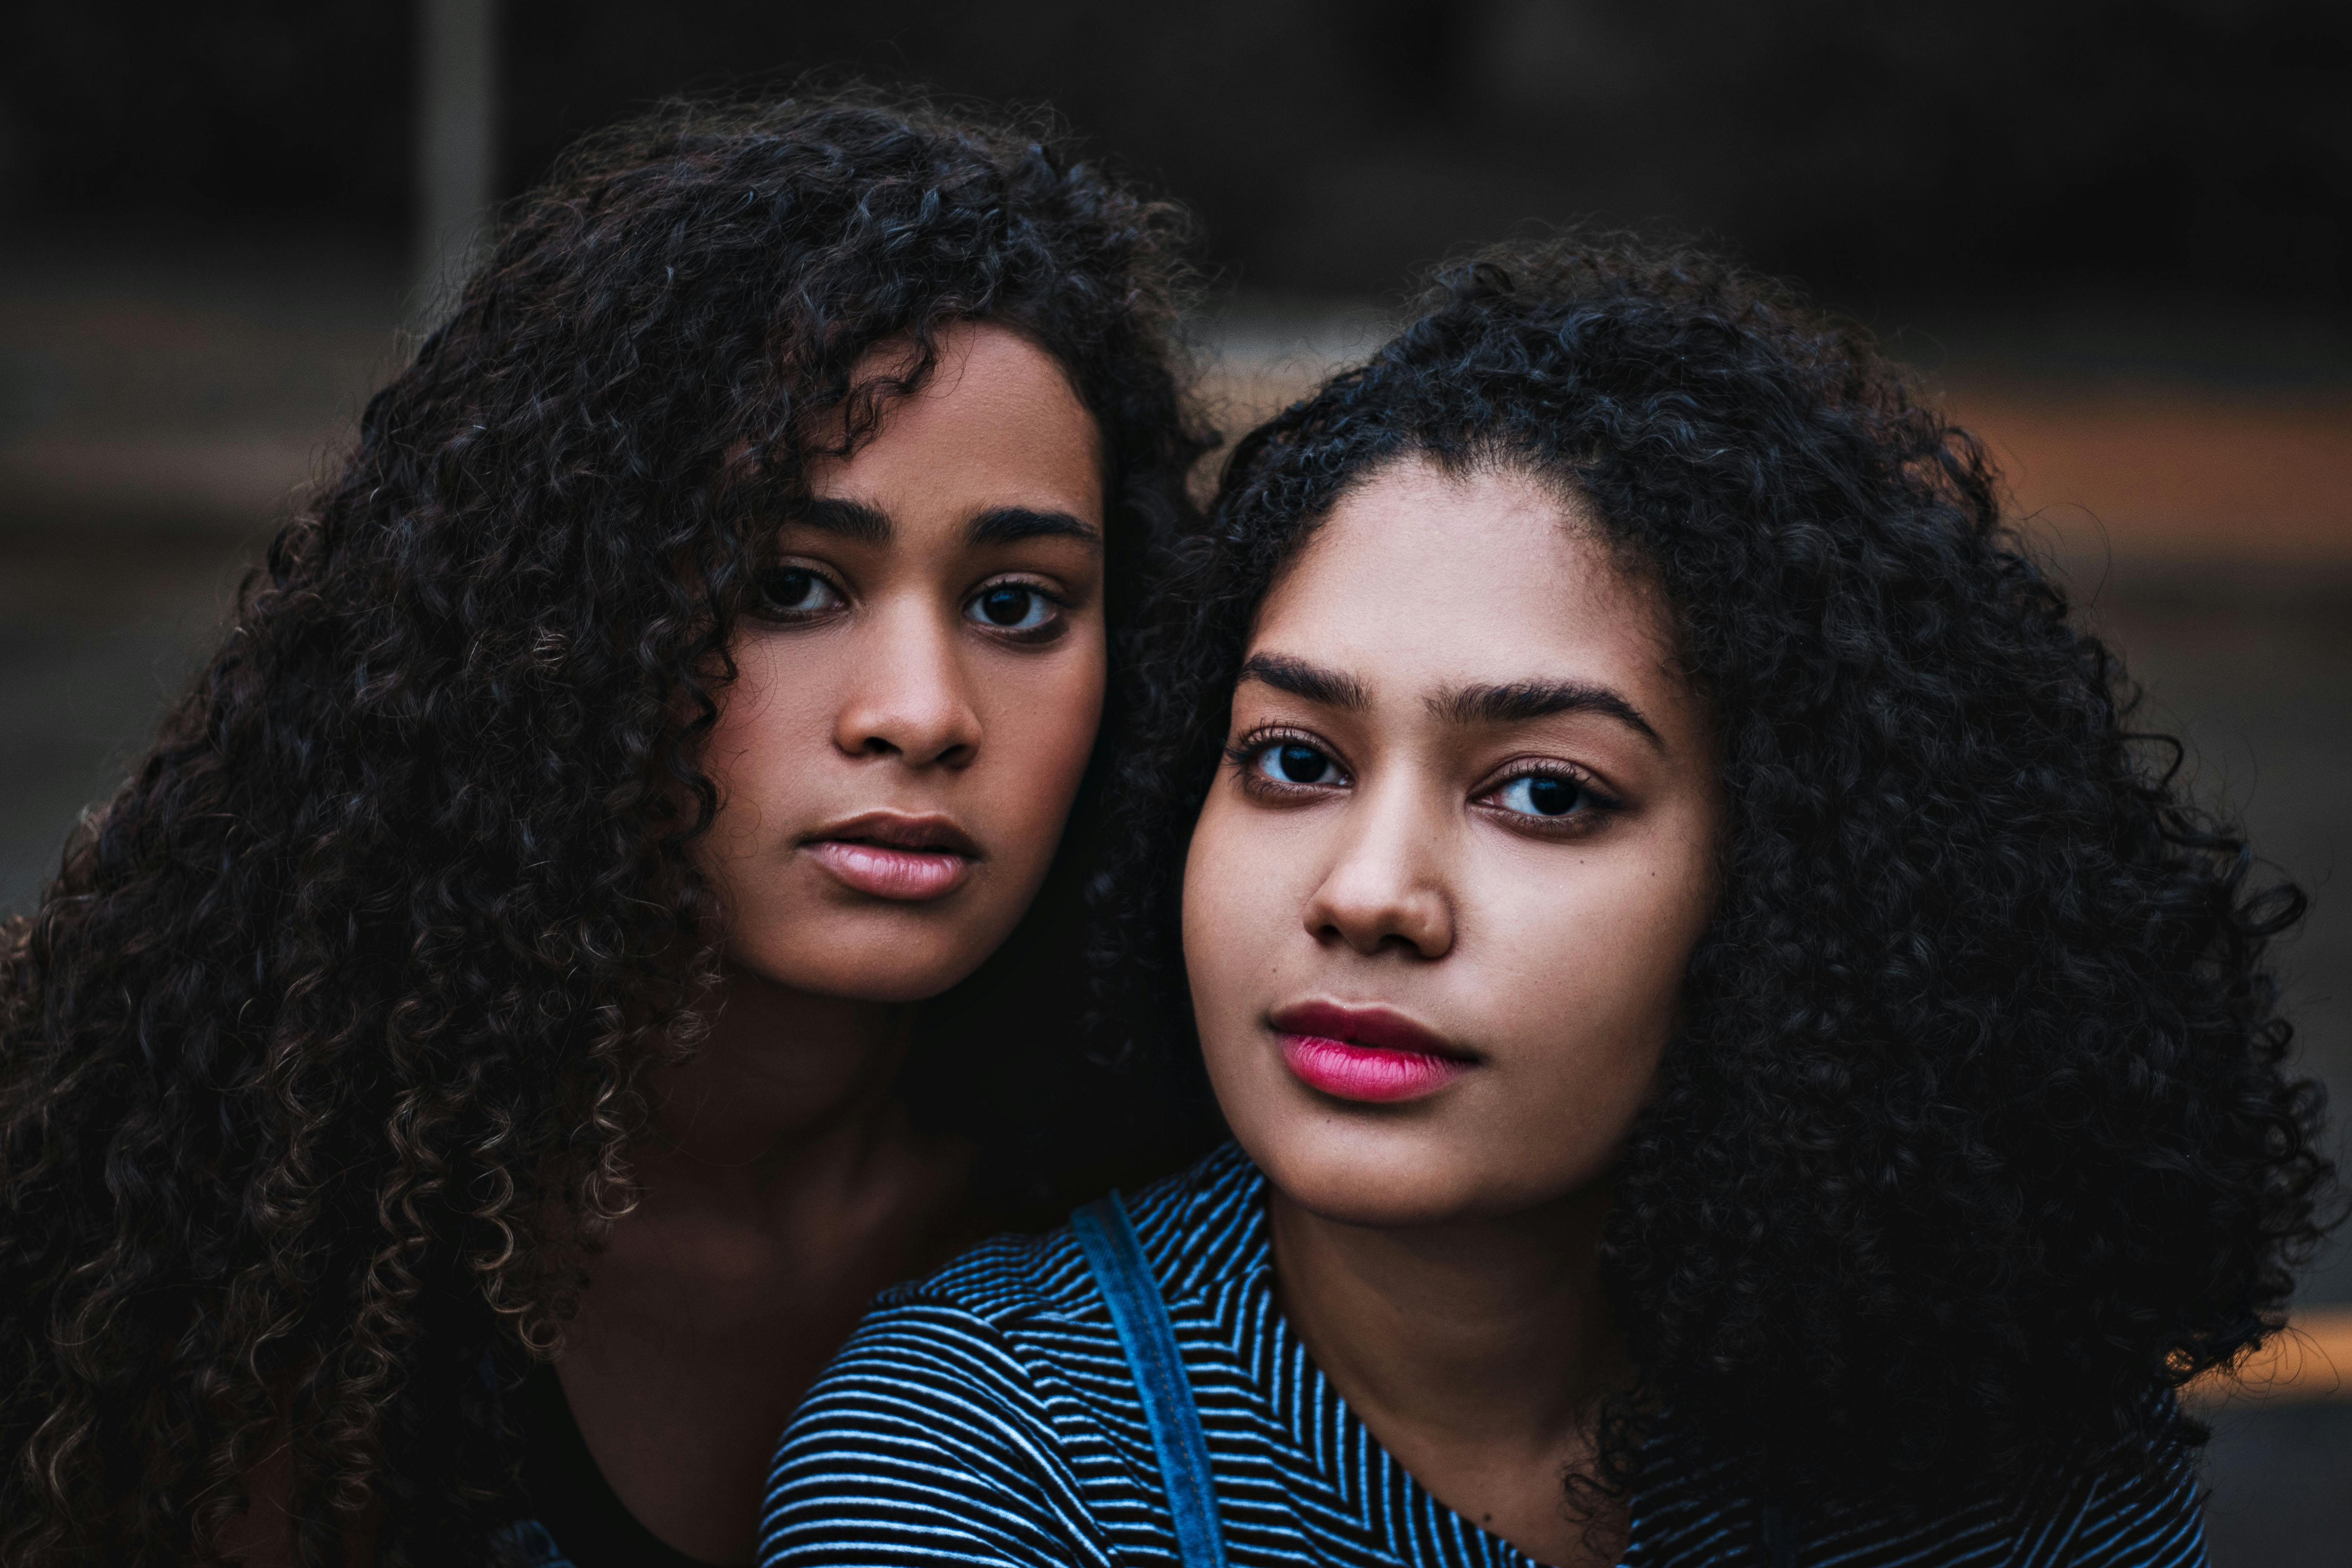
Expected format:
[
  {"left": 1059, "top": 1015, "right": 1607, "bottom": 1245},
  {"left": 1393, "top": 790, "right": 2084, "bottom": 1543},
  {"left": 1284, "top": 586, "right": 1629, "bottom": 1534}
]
[
  {"left": 760, "top": 239, "right": 2337, "bottom": 1566},
  {"left": 0, "top": 93, "right": 1215, "bottom": 1566}
]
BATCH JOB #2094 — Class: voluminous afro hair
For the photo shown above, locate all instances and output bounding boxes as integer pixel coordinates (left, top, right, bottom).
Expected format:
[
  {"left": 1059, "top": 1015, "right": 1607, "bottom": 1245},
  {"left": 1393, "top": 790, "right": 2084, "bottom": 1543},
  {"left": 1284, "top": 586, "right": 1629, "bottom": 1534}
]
[
  {"left": 1091, "top": 237, "right": 2337, "bottom": 1505},
  {"left": 0, "top": 91, "right": 1212, "bottom": 1567}
]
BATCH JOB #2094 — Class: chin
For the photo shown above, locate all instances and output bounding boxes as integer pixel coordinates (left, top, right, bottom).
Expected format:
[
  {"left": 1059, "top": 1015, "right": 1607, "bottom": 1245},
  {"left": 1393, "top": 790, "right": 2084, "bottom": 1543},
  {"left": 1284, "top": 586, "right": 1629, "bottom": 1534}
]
[
  {"left": 733, "top": 929, "right": 993, "bottom": 1005},
  {"left": 1243, "top": 1114, "right": 1504, "bottom": 1229}
]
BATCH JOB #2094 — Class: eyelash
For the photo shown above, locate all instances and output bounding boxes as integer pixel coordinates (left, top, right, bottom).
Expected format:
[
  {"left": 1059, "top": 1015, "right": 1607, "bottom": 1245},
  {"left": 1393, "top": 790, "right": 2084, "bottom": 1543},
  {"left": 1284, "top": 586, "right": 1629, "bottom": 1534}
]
[
  {"left": 1227, "top": 727, "right": 1351, "bottom": 794},
  {"left": 1226, "top": 727, "right": 1623, "bottom": 834},
  {"left": 745, "top": 564, "right": 848, "bottom": 624},
  {"left": 742, "top": 564, "right": 1071, "bottom": 644},
  {"left": 1476, "top": 762, "right": 1622, "bottom": 832},
  {"left": 963, "top": 577, "right": 1072, "bottom": 644}
]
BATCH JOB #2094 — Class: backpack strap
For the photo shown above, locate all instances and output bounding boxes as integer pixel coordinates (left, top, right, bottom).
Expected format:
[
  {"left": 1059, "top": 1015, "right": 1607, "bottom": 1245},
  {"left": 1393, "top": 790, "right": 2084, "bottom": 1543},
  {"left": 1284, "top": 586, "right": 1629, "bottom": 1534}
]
[{"left": 1070, "top": 1193, "right": 1230, "bottom": 1568}]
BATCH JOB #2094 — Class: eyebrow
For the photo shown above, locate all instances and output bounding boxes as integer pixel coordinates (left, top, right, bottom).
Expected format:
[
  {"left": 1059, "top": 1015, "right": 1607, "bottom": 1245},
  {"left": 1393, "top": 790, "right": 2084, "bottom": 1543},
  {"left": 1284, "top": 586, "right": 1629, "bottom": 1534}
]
[
  {"left": 785, "top": 499, "right": 1101, "bottom": 551},
  {"left": 791, "top": 496, "right": 891, "bottom": 543},
  {"left": 1240, "top": 651, "right": 1663, "bottom": 750},
  {"left": 1238, "top": 653, "right": 1371, "bottom": 711},
  {"left": 1434, "top": 679, "right": 1663, "bottom": 749},
  {"left": 968, "top": 506, "right": 1101, "bottom": 550}
]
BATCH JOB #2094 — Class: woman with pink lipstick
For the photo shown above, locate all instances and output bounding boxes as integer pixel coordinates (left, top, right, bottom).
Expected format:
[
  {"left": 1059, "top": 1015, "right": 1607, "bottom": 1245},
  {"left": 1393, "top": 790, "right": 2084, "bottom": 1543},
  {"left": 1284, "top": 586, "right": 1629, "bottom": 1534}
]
[
  {"left": 762, "top": 239, "right": 2334, "bottom": 1567},
  {"left": 0, "top": 93, "right": 1218, "bottom": 1568}
]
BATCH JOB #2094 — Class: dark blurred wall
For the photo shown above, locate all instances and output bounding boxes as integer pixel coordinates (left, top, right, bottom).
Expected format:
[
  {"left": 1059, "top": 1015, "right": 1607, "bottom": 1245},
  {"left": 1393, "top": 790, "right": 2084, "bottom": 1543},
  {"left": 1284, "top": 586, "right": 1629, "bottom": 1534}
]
[{"left": 4, "top": 0, "right": 2347, "bottom": 306}]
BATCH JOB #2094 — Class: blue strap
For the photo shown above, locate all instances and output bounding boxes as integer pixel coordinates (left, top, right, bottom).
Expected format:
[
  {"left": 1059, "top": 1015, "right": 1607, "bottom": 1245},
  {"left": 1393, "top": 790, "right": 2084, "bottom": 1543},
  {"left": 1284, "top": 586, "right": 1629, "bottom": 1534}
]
[{"left": 1070, "top": 1193, "right": 1230, "bottom": 1568}]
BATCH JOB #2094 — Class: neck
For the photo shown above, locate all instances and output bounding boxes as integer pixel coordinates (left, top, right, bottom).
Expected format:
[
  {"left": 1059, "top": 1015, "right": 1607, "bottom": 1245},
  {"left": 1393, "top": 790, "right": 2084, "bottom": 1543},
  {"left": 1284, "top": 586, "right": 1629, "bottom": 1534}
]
[
  {"left": 630, "top": 960, "right": 921, "bottom": 1199},
  {"left": 1267, "top": 1181, "right": 1623, "bottom": 1462}
]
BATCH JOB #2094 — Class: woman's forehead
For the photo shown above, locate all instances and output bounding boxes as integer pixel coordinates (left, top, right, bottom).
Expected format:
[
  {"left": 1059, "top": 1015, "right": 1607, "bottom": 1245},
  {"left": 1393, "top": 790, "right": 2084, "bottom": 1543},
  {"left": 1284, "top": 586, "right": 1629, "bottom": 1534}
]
[{"left": 1251, "top": 457, "right": 1684, "bottom": 715}]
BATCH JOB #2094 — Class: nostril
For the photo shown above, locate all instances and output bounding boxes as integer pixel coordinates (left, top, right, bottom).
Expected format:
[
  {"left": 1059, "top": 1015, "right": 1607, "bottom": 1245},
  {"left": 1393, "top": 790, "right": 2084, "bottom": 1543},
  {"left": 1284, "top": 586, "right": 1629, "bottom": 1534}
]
[{"left": 842, "top": 719, "right": 977, "bottom": 768}]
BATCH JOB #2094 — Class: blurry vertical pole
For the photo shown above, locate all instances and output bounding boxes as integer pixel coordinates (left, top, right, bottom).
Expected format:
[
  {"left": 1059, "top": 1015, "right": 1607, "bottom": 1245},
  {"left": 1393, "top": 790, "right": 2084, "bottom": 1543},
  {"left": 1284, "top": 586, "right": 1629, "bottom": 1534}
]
[{"left": 414, "top": 0, "right": 499, "bottom": 322}]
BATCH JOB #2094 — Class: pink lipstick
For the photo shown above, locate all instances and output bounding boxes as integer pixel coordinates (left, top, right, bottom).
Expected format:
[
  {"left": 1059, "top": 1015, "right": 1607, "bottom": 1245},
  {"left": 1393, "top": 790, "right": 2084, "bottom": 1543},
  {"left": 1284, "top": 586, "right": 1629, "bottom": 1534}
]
[
  {"left": 1271, "top": 1000, "right": 1475, "bottom": 1104},
  {"left": 801, "top": 812, "right": 978, "bottom": 902}
]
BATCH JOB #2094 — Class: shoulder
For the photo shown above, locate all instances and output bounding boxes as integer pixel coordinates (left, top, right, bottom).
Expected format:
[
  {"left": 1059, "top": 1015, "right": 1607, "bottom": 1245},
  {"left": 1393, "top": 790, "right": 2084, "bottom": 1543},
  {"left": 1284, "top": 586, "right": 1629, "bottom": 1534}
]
[
  {"left": 877, "top": 1140, "right": 1265, "bottom": 1326},
  {"left": 2026, "top": 1444, "right": 2206, "bottom": 1568},
  {"left": 1799, "top": 1445, "right": 2208, "bottom": 1568},
  {"left": 759, "top": 1145, "right": 1263, "bottom": 1567},
  {"left": 761, "top": 1293, "right": 1090, "bottom": 1566},
  {"left": 1633, "top": 1434, "right": 2207, "bottom": 1568},
  {"left": 790, "top": 1141, "right": 1260, "bottom": 1426}
]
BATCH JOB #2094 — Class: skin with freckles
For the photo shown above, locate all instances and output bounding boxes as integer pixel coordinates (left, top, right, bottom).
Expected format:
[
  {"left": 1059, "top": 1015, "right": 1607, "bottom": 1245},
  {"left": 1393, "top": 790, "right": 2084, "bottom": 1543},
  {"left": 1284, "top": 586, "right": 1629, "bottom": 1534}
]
[
  {"left": 1182, "top": 456, "right": 1720, "bottom": 1567},
  {"left": 551, "top": 321, "right": 1109, "bottom": 1564}
]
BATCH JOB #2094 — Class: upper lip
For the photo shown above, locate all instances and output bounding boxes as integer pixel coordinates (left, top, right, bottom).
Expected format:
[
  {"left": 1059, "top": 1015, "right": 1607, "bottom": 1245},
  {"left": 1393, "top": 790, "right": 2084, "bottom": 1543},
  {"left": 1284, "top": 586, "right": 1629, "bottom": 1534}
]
[
  {"left": 1268, "top": 1000, "right": 1476, "bottom": 1061},
  {"left": 802, "top": 811, "right": 981, "bottom": 858}
]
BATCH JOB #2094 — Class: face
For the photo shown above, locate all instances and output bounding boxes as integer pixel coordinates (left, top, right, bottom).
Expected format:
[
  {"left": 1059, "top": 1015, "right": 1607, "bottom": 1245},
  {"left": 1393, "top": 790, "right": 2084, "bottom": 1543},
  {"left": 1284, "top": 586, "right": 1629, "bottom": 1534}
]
[
  {"left": 699, "top": 321, "right": 1107, "bottom": 1003},
  {"left": 1183, "top": 457, "right": 1721, "bottom": 1227}
]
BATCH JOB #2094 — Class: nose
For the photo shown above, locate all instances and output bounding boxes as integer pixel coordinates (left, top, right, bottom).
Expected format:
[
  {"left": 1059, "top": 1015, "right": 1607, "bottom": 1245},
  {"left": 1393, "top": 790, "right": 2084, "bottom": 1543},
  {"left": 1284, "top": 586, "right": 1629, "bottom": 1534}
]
[
  {"left": 833, "top": 602, "right": 982, "bottom": 768},
  {"left": 1302, "top": 778, "right": 1455, "bottom": 960}
]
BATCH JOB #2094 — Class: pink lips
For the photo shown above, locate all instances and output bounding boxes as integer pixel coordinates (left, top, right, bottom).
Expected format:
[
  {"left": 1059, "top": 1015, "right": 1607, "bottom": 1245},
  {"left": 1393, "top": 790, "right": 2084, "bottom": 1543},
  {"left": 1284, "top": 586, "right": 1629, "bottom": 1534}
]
[
  {"left": 1271, "top": 1000, "right": 1475, "bottom": 1104},
  {"left": 801, "top": 812, "right": 978, "bottom": 902}
]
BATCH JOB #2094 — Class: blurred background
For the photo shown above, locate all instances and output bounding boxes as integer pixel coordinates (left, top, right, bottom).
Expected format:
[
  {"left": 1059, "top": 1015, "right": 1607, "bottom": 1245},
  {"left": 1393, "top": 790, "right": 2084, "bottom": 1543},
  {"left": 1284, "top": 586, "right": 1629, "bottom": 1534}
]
[{"left": 1, "top": 1, "right": 2347, "bottom": 1555}]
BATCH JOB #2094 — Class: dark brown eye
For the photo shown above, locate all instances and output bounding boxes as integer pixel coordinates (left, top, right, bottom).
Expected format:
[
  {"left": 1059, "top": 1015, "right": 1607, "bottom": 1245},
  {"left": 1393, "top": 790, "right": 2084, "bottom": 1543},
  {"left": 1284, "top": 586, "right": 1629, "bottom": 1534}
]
[
  {"left": 1486, "top": 770, "right": 1616, "bottom": 823},
  {"left": 1498, "top": 774, "right": 1583, "bottom": 816},
  {"left": 964, "top": 583, "right": 1058, "bottom": 634},
  {"left": 751, "top": 567, "right": 843, "bottom": 620},
  {"left": 1255, "top": 741, "right": 1339, "bottom": 785}
]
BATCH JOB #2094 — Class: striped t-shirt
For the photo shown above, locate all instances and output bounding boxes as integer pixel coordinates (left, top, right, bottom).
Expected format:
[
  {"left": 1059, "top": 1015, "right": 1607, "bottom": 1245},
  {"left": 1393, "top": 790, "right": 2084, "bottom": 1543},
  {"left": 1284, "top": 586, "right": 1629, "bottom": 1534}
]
[{"left": 760, "top": 1143, "right": 2207, "bottom": 1567}]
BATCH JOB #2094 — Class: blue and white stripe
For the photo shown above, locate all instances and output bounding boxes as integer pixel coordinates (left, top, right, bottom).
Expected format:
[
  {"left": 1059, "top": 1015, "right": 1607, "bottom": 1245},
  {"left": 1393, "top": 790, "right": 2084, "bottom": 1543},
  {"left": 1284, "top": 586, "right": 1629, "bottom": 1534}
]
[{"left": 760, "top": 1143, "right": 2206, "bottom": 1567}]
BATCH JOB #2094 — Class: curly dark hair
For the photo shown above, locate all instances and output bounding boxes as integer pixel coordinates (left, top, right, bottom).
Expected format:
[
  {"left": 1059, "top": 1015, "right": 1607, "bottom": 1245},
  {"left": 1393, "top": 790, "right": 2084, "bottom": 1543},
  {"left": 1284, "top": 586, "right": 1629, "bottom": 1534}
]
[
  {"left": 1091, "top": 237, "right": 2339, "bottom": 1507},
  {"left": 0, "top": 90, "right": 1213, "bottom": 1566}
]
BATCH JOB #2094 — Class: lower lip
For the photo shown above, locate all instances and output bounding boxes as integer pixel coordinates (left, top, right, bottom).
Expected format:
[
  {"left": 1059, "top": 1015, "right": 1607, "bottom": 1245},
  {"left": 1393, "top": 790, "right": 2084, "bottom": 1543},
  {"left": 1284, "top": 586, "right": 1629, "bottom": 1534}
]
[
  {"left": 1279, "top": 1033, "right": 1470, "bottom": 1103},
  {"left": 803, "top": 839, "right": 973, "bottom": 901}
]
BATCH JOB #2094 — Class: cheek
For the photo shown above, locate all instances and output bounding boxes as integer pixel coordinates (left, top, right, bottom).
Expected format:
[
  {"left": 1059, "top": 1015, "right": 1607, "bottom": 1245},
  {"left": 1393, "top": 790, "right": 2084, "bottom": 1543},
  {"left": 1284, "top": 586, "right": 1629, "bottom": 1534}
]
[
  {"left": 1181, "top": 796, "right": 1239, "bottom": 971},
  {"left": 1181, "top": 791, "right": 1289, "bottom": 1031},
  {"left": 1001, "top": 639, "right": 1106, "bottom": 804},
  {"left": 1485, "top": 836, "right": 1714, "bottom": 1115},
  {"left": 1499, "top": 879, "right": 1686, "bottom": 1030},
  {"left": 700, "top": 645, "right": 821, "bottom": 853}
]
